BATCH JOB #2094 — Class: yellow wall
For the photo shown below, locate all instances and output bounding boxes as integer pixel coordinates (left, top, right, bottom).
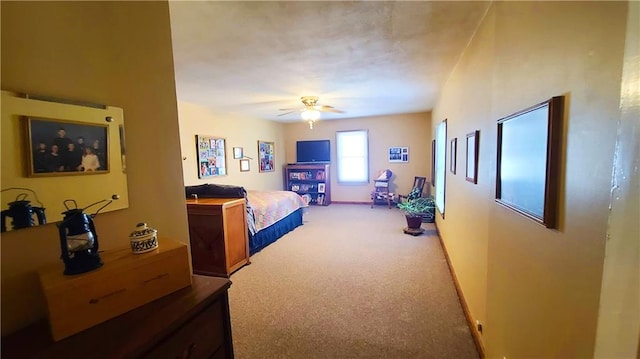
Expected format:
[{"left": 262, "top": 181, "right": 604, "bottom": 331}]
[
  {"left": 177, "top": 101, "right": 285, "bottom": 190},
  {"left": 433, "top": 2, "right": 628, "bottom": 358},
  {"left": 283, "top": 113, "right": 432, "bottom": 202},
  {"left": 1, "top": 1, "right": 187, "bottom": 334},
  {"left": 432, "top": 5, "right": 495, "bottom": 347},
  {"left": 1, "top": 91, "right": 130, "bottom": 226},
  {"left": 178, "top": 104, "right": 431, "bottom": 201},
  {"left": 594, "top": 1, "right": 640, "bottom": 356}
]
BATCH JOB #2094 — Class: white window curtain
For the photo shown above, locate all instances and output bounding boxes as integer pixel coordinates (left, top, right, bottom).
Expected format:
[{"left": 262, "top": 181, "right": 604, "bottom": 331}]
[{"left": 336, "top": 130, "right": 369, "bottom": 183}]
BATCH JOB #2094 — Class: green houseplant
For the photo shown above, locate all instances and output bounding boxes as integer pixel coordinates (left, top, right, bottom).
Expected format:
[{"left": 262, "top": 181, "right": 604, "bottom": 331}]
[{"left": 397, "top": 196, "right": 436, "bottom": 231}]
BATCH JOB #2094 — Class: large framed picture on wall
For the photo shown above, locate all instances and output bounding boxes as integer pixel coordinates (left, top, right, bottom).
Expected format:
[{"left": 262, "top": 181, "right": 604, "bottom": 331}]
[
  {"left": 496, "top": 96, "right": 563, "bottom": 228},
  {"left": 196, "top": 134, "right": 227, "bottom": 178},
  {"left": 26, "top": 117, "right": 109, "bottom": 176},
  {"left": 258, "top": 140, "right": 275, "bottom": 173}
]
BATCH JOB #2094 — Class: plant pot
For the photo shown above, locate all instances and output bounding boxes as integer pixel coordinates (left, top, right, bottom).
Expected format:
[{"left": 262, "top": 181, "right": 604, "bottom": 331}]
[
  {"left": 405, "top": 215, "right": 423, "bottom": 229},
  {"left": 421, "top": 209, "right": 435, "bottom": 223}
]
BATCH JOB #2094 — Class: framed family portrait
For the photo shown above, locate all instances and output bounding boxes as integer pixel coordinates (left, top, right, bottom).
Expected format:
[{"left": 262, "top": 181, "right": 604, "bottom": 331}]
[
  {"left": 388, "top": 146, "right": 409, "bottom": 163},
  {"left": 258, "top": 140, "right": 275, "bottom": 173},
  {"left": 196, "top": 134, "right": 227, "bottom": 178},
  {"left": 496, "top": 96, "right": 563, "bottom": 228},
  {"left": 318, "top": 183, "right": 326, "bottom": 193},
  {"left": 26, "top": 117, "right": 109, "bottom": 177}
]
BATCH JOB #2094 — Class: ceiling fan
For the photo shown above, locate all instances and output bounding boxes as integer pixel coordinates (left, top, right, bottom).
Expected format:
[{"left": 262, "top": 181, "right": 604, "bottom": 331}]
[{"left": 278, "top": 96, "right": 345, "bottom": 117}]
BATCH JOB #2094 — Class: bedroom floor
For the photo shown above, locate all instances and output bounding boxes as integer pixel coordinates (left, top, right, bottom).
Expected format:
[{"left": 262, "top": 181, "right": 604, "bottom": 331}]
[{"left": 227, "top": 204, "right": 479, "bottom": 359}]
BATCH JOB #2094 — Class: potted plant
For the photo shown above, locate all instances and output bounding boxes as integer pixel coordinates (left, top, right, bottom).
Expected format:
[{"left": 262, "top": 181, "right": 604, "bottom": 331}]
[{"left": 397, "top": 196, "right": 436, "bottom": 234}]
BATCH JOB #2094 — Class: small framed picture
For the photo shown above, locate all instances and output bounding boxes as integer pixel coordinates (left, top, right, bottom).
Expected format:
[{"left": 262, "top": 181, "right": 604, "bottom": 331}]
[
  {"left": 465, "top": 131, "right": 479, "bottom": 184},
  {"left": 318, "top": 183, "right": 325, "bottom": 193},
  {"left": 389, "top": 146, "right": 409, "bottom": 163},
  {"left": 240, "top": 158, "right": 250, "bottom": 172},
  {"left": 450, "top": 138, "right": 457, "bottom": 174},
  {"left": 233, "top": 147, "right": 243, "bottom": 159}
]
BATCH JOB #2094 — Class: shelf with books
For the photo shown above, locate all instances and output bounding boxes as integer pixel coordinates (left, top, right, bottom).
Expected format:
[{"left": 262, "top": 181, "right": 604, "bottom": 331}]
[{"left": 284, "top": 164, "right": 331, "bottom": 206}]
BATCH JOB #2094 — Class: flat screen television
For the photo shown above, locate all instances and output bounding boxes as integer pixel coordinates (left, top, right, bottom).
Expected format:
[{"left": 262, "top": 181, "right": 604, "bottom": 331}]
[{"left": 296, "top": 140, "right": 330, "bottom": 163}]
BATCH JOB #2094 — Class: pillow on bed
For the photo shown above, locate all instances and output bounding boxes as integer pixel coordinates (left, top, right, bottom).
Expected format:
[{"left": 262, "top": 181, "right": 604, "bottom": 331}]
[{"left": 185, "top": 184, "right": 247, "bottom": 199}]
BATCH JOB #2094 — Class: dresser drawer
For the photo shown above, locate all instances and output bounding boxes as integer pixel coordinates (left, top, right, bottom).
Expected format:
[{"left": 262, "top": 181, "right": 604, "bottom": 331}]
[
  {"left": 39, "top": 239, "right": 192, "bottom": 341},
  {"left": 143, "top": 298, "right": 225, "bottom": 359}
]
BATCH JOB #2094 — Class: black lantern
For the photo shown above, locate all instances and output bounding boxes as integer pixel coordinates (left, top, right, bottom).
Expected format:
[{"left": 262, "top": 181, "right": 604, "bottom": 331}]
[
  {"left": 57, "top": 196, "right": 118, "bottom": 275},
  {"left": 1, "top": 188, "right": 46, "bottom": 232}
]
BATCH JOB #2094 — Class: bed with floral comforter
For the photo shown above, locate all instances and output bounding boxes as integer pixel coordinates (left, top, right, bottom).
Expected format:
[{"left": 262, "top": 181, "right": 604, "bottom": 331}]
[{"left": 246, "top": 190, "right": 306, "bottom": 254}]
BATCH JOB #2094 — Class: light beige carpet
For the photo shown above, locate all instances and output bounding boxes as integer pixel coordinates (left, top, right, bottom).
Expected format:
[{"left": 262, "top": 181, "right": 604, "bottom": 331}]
[{"left": 228, "top": 204, "right": 479, "bottom": 359}]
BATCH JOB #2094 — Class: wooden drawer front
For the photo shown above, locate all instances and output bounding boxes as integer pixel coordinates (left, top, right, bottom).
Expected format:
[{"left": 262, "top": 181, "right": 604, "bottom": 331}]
[
  {"left": 188, "top": 212, "right": 226, "bottom": 276},
  {"left": 41, "top": 242, "right": 192, "bottom": 341},
  {"left": 187, "top": 204, "right": 223, "bottom": 216},
  {"left": 143, "top": 298, "right": 225, "bottom": 359}
]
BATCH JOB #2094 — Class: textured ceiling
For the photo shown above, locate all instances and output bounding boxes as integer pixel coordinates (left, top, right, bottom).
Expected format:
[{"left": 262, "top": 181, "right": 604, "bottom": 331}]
[{"left": 169, "top": 1, "right": 490, "bottom": 122}]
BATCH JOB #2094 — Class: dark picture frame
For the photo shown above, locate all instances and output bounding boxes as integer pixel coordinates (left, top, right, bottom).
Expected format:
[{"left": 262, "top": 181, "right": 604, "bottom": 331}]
[
  {"left": 196, "top": 134, "right": 227, "bottom": 178},
  {"left": 496, "top": 96, "right": 563, "bottom": 228},
  {"left": 450, "top": 138, "right": 457, "bottom": 174},
  {"left": 465, "top": 131, "right": 479, "bottom": 184},
  {"left": 258, "top": 140, "right": 275, "bottom": 173},
  {"left": 26, "top": 117, "right": 109, "bottom": 177}
]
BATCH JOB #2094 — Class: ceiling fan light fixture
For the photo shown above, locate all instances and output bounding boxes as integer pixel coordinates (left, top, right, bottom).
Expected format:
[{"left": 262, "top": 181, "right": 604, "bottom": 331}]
[
  {"left": 301, "top": 109, "right": 320, "bottom": 121},
  {"left": 301, "top": 96, "right": 319, "bottom": 108}
]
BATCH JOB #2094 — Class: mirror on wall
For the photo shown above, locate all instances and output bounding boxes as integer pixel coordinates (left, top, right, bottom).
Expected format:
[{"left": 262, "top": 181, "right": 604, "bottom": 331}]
[{"left": 1, "top": 91, "right": 129, "bottom": 233}]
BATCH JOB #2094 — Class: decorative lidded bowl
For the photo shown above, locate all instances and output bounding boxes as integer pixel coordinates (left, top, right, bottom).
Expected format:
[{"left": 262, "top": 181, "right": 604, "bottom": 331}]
[{"left": 129, "top": 222, "right": 158, "bottom": 254}]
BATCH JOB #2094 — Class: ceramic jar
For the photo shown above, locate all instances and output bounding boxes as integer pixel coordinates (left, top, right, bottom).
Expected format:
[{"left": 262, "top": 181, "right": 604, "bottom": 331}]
[{"left": 129, "top": 222, "right": 158, "bottom": 254}]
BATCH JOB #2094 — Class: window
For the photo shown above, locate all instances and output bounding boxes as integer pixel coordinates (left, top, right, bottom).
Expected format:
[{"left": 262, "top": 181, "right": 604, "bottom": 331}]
[
  {"left": 435, "top": 120, "right": 447, "bottom": 216},
  {"left": 336, "top": 130, "right": 369, "bottom": 183}
]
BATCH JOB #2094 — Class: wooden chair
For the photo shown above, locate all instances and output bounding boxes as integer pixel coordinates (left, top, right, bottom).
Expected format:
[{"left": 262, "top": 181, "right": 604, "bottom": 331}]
[
  {"left": 398, "top": 176, "right": 427, "bottom": 203},
  {"left": 371, "top": 169, "right": 393, "bottom": 208}
]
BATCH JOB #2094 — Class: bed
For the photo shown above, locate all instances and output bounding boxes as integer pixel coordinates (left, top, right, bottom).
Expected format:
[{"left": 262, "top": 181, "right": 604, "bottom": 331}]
[
  {"left": 246, "top": 190, "right": 306, "bottom": 254},
  {"left": 185, "top": 184, "right": 306, "bottom": 255}
]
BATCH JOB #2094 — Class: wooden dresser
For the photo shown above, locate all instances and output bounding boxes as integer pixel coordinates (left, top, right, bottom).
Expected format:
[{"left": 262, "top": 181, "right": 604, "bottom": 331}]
[
  {"left": 1, "top": 275, "right": 234, "bottom": 358},
  {"left": 186, "top": 198, "right": 250, "bottom": 277}
]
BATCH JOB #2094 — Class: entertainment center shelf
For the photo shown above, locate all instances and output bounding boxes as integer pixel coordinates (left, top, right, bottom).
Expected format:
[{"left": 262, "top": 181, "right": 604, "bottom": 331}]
[{"left": 284, "top": 164, "right": 331, "bottom": 206}]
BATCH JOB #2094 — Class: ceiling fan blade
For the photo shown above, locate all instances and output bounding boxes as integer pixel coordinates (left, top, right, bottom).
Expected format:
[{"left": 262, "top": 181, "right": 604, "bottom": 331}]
[
  {"left": 277, "top": 110, "right": 298, "bottom": 116},
  {"left": 320, "top": 107, "right": 345, "bottom": 114},
  {"left": 279, "top": 107, "right": 299, "bottom": 111}
]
